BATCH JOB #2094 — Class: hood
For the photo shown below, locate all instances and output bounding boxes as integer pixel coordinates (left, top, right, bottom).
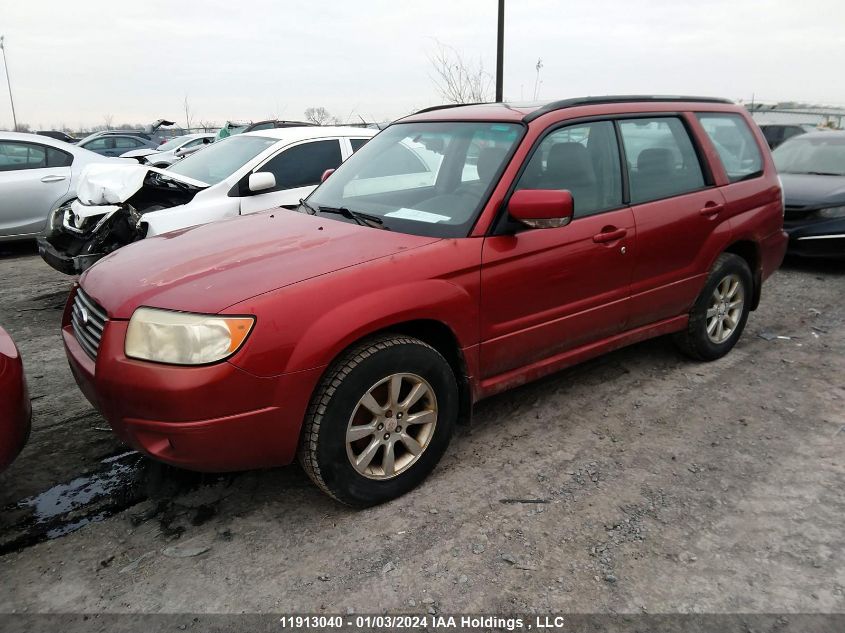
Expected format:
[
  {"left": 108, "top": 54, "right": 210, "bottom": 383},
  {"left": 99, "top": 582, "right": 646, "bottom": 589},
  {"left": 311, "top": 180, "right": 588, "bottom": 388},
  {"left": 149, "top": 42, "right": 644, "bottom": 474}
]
[
  {"left": 780, "top": 173, "right": 845, "bottom": 208},
  {"left": 80, "top": 209, "right": 441, "bottom": 318},
  {"left": 76, "top": 163, "right": 208, "bottom": 206}
]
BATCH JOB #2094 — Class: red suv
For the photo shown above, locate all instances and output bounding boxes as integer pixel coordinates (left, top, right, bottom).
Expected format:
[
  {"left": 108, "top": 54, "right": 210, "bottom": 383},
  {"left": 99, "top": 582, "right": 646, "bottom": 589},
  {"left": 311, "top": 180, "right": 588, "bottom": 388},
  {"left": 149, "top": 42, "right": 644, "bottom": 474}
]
[{"left": 62, "top": 96, "right": 787, "bottom": 506}]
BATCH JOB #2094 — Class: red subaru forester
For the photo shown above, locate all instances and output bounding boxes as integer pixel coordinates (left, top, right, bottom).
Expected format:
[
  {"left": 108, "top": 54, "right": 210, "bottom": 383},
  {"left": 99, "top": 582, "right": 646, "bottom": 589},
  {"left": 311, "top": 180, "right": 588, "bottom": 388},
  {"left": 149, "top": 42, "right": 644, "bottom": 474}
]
[{"left": 63, "top": 96, "right": 787, "bottom": 506}]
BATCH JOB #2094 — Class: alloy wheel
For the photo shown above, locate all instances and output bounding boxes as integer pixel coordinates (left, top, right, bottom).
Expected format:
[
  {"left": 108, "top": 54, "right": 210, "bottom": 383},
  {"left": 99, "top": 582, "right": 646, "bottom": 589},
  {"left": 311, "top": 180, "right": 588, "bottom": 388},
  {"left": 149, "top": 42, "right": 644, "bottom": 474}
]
[
  {"left": 705, "top": 273, "right": 745, "bottom": 344},
  {"left": 346, "top": 373, "right": 438, "bottom": 480}
]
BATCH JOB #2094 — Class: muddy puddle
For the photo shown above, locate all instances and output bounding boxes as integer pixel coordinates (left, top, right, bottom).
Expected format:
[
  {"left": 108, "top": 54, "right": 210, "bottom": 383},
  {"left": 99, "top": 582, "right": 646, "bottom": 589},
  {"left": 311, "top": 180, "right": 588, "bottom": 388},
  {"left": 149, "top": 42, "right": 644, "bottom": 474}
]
[{"left": 0, "top": 451, "right": 225, "bottom": 555}]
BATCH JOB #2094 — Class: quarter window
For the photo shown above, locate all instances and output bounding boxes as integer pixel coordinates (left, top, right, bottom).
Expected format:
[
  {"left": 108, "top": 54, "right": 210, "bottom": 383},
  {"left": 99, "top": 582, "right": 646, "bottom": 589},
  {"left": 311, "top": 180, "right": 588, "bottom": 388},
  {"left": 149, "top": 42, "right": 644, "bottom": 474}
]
[
  {"left": 350, "top": 138, "right": 369, "bottom": 152},
  {"left": 696, "top": 113, "right": 763, "bottom": 182},
  {"left": 515, "top": 120, "right": 622, "bottom": 217},
  {"left": 618, "top": 117, "right": 705, "bottom": 204},
  {"left": 257, "top": 140, "right": 343, "bottom": 190}
]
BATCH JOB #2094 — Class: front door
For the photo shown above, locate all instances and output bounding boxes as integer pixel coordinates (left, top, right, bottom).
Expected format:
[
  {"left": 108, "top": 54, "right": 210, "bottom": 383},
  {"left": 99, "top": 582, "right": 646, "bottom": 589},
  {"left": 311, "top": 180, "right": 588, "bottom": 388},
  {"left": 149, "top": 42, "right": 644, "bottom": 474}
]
[
  {"left": 479, "top": 120, "right": 634, "bottom": 378},
  {"left": 240, "top": 139, "right": 344, "bottom": 214}
]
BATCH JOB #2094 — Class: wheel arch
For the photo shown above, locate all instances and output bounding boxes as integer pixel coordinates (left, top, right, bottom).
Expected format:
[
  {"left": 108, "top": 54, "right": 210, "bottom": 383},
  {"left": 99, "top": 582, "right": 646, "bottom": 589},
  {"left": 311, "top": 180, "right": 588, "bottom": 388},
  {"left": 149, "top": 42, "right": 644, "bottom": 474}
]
[
  {"left": 302, "top": 317, "right": 474, "bottom": 430},
  {"left": 723, "top": 239, "right": 761, "bottom": 310}
]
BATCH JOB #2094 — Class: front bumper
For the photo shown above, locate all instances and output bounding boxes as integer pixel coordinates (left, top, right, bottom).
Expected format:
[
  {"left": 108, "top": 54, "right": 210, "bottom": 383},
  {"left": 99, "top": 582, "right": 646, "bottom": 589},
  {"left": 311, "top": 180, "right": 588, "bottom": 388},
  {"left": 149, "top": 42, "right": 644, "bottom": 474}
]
[
  {"left": 0, "top": 354, "right": 31, "bottom": 472},
  {"left": 785, "top": 217, "right": 845, "bottom": 258},
  {"left": 62, "top": 312, "right": 323, "bottom": 472},
  {"left": 37, "top": 236, "right": 103, "bottom": 275}
]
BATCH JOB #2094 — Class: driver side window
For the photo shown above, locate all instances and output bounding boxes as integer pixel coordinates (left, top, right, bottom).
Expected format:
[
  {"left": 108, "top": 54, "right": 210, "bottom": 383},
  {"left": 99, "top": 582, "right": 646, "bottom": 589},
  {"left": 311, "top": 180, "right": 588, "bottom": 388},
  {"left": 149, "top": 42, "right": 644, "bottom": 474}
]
[
  {"left": 257, "top": 140, "right": 343, "bottom": 191},
  {"left": 515, "top": 121, "right": 623, "bottom": 218}
]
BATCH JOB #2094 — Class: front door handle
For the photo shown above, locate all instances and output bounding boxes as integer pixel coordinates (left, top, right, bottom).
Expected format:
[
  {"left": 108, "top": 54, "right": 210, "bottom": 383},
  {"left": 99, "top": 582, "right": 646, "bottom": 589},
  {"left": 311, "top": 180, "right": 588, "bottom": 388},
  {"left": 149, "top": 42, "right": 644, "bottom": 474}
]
[
  {"left": 593, "top": 227, "right": 627, "bottom": 243},
  {"left": 699, "top": 202, "right": 724, "bottom": 217},
  {"left": 41, "top": 175, "right": 66, "bottom": 183}
]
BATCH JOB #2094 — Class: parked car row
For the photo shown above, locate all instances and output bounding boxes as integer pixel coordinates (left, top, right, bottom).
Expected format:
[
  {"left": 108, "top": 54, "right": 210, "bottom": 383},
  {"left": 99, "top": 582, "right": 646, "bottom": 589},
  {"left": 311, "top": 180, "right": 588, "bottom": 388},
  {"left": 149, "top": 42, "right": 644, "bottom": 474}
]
[{"left": 37, "top": 126, "right": 376, "bottom": 273}]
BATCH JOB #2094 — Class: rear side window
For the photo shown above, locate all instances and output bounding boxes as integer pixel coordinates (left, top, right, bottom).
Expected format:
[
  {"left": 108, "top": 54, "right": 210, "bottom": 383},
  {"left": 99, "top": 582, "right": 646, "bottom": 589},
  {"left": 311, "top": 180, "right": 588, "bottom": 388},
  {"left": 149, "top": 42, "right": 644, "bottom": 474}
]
[
  {"left": 258, "top": 139, "right": 343, "bottom": 190},
  {"left": 618, "top": 117, "right": 705, "bottom": 204},
  {"left": 0, "top": 142, "right": 45, "bottom": 171},
  {"left": 697, "top": 113, "right": 763, "bottom": 183},
  {"left": 515, "top": 120, "right": 622, "bottom": 218}
]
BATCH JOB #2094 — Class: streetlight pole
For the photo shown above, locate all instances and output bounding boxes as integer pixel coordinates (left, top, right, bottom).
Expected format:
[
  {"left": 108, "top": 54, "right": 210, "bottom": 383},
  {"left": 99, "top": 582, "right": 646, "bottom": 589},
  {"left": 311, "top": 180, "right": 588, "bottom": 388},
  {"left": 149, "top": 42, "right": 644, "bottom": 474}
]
[
  {"left": 495, "top": 0, "right": 504, "bottom": 102},
  {"left": 0, "top": 36, "right": 18, "bottom": 131}
]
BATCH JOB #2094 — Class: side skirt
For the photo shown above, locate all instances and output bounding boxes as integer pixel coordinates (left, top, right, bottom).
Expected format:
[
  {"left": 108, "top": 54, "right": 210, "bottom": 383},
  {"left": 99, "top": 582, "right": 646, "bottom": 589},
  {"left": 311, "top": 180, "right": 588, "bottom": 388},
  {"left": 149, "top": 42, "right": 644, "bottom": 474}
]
[{"left": 475, "top": 314, "right": 688, "bottom": 401}]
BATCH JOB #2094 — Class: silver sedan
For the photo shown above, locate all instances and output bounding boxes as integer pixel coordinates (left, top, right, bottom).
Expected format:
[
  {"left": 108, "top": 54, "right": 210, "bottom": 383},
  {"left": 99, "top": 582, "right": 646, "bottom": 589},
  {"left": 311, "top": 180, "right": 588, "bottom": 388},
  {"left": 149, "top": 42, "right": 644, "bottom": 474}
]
[{"left": 0, "top": 132, "right": 118, "bottom": 241}]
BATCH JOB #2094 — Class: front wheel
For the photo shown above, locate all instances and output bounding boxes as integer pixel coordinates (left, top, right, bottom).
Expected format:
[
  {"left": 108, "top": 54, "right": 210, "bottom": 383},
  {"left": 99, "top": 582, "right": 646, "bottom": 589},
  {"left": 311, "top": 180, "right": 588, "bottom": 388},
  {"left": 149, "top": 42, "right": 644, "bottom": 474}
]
[
  {"left": 298, "top": 334, "right": 458, "bottom": 507},
  {"left": 674, "top": 253, "right": 753, "bottom": 361}
]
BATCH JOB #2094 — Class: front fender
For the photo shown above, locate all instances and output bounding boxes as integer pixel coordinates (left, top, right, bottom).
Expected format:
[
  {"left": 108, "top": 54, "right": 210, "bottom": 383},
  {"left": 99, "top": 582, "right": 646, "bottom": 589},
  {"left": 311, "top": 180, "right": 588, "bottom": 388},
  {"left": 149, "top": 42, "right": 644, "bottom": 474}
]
[
  {"left": 290, "top": 279, "right": 476, "bottom": 371},
  {"left": 228, "top": 276, "right": 478, "bottom": 378}
]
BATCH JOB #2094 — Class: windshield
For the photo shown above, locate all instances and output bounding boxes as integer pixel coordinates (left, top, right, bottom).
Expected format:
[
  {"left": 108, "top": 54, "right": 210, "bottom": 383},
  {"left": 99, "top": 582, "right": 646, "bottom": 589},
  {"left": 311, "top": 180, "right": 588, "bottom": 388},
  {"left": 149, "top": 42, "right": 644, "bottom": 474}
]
[
  {"left": 773, "top": 136, "right": 845, "bottom": 176},
  {"left": 167, "top": 135, "right": 277, "bottom": 185},
  {"left": 157, "top": 135, "right": 194, "bottom": 152},
  {"left": 306, "top": 121, "right": 523, "bottom": 237}
]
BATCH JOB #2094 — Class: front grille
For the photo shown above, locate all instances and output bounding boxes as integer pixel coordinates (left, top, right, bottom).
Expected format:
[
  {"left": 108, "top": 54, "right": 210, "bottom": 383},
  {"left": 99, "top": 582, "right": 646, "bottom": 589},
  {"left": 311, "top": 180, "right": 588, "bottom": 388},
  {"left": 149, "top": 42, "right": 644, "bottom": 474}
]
[{"left": 71, "top": 288, "right": 108, "bottom": 359}]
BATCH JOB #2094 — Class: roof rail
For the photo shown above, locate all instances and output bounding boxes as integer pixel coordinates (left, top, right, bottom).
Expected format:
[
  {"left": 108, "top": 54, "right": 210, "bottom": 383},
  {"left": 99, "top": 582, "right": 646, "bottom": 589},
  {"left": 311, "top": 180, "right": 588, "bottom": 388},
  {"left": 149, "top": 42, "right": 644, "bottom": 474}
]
[
  {"left": 412, "top": 102, "right": 490, "bottom": 115},
  {"left": 523, "top": 95, "right": 733, "bottom": 122}
]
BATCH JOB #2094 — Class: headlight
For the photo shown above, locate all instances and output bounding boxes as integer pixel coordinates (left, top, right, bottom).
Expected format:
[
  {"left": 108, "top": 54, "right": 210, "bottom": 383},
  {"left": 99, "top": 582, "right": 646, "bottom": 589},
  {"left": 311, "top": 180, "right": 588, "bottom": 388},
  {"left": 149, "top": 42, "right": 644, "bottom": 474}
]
[
  {"left": 815, "top": 206, "right": 845, "bottom": 219},
  {"left": 125, "top": 307, "right": 255, "bottom": 365}
]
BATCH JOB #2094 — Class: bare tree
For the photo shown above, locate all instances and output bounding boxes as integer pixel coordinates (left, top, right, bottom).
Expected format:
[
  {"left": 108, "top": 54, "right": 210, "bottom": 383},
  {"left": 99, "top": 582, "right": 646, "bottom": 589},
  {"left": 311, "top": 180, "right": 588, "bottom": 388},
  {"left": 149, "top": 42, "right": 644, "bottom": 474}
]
[
  {"left": 183, "top": 95, "right": 193, "bottom": 131},
  {"left": 103, "top": 113, "right": 114, "bottom": 130},
  {"left": 428, "top": 41, "right": 493, "bottom": 104},
  {"left": 304, "top": 106, "right": 333, "bottom": 125}
]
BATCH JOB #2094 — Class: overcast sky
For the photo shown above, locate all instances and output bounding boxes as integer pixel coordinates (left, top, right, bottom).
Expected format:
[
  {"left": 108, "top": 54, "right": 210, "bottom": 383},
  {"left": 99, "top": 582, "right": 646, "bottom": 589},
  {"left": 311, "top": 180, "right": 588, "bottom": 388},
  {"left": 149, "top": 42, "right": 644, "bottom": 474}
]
[{"left": 2, "top": 0, "right": 844, "bottom": 130}]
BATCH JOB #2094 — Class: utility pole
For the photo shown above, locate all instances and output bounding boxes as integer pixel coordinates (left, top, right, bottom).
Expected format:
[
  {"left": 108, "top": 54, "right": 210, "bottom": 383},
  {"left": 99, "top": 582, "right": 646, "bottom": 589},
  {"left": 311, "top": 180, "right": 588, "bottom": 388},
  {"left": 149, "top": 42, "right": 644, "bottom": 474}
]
[
  {"left": 0, "top": 36, "right": 18, "bottom": 131},
  {"left": 533, "top": 58, "right": 543, "bottom": 100},
  {"left": 495, "top": 0, "right": 504, "bottom": 102}
]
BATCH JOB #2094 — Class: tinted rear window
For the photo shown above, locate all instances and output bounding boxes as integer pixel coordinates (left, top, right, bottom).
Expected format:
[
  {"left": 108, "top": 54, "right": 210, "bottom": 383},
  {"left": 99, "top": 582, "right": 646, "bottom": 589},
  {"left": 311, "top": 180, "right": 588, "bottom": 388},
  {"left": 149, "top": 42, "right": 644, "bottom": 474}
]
[{"left": 697, "top": 114, "right": 764, "bottom": 182}]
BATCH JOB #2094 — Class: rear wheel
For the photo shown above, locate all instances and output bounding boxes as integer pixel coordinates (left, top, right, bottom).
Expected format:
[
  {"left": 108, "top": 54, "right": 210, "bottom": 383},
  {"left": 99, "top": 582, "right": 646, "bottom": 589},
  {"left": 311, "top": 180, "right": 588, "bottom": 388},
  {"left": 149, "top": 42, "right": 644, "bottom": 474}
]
[
  {"left": 674, "top": 253, "right": 753, "bottom": 361},
  {"left": 298, "top": 334, "right": 458, "bottom": 507}
]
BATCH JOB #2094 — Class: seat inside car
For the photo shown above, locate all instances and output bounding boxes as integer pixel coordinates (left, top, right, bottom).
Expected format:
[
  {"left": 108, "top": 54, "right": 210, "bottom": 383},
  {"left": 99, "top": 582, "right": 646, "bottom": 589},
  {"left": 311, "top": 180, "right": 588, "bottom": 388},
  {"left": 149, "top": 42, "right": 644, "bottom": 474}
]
[
  {"left": 538, "top": 142, "right": 598, "bottom": 212},
  {"left": 633, "top": 147, "right": 675, "bottom": 201}
]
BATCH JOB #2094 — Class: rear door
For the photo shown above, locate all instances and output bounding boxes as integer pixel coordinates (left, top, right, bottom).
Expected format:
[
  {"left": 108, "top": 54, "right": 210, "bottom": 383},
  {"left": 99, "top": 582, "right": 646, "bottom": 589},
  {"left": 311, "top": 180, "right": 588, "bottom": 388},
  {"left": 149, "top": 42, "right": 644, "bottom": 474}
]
[
  {"left": 618, "top": 115, "right": 727, "bottom": 328},
  {"left": 479, "top": 119, "right": 635, "bottom": 378},
  {"left": 239, "top": 139, "right": 344, "bottom": 214},
  {"left": 0, "top": 141, "right": 72, "bottom": 237}
]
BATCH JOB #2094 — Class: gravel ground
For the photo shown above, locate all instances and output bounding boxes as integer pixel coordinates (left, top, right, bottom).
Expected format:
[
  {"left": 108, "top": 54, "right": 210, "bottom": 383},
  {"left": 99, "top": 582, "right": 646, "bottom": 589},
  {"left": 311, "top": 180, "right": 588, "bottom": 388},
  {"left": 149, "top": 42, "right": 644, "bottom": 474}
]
[{"left": 0, "top": 241, "right": 843, "bottom": 615}]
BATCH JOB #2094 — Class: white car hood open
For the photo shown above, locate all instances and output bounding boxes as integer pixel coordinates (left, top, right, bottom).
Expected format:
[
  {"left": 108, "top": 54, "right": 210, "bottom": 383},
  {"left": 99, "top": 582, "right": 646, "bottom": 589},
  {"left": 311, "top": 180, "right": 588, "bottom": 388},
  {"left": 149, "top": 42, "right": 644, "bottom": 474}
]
[{"left": 75, "top": 163, "right": 209, "bottom": 206}]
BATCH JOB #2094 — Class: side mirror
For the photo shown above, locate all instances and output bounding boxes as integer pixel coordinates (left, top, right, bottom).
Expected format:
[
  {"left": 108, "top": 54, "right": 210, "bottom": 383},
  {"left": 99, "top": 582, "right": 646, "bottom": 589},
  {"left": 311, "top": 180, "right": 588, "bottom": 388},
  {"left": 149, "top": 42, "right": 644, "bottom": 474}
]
[
  {"left": 507, "top": 189, "right": 574, "bottom": 229},
  {"left": 248, "top": 171, "right": 276, "bottom": 193},
  {"left": 321, "top": 168, "right": 335, "bottom": 183}
]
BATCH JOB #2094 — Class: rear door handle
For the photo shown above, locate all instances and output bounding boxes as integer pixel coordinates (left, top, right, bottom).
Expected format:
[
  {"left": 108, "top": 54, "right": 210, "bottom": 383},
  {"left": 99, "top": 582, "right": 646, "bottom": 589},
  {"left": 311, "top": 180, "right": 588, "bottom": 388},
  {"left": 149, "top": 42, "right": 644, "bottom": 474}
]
[
  {"left": 699, "top": 202, "right": 724, "bottom": 216},
  {"left": 41, "top": 175, "right": 66, "bottom": 183},
  {"left": 593, "top": 227, "right": 627, "bottom": 243}
]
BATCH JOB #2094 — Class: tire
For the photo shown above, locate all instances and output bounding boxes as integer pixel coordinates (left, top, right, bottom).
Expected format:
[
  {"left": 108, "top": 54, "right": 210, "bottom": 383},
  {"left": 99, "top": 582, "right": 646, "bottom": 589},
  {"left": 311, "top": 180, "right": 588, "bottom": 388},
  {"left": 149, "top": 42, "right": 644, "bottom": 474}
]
[
  {"left": 298, "top": 334, "right": 458, "bottom": 507},
  {"left": 674, "top": 253, "right": 753, "bottom": 361}
]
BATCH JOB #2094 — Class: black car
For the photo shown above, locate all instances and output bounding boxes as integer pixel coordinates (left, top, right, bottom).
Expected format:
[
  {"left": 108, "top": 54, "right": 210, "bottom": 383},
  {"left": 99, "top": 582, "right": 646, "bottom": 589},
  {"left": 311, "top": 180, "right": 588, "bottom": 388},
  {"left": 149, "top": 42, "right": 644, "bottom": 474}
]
[
  {"left": 36, "top": 130, "right": 78, "bottom": 144},
  {"left": 774, "top": 131, "right": 845, "bottom": 258},
  {"left": 759, "top": 124, "right": 808, "bottom": 150}
]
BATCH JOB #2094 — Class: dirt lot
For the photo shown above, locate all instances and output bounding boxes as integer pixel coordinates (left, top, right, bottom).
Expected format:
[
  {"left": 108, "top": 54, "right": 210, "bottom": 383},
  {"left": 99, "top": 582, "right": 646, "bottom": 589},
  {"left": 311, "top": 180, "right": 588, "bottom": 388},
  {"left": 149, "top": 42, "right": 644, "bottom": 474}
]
[{"left": 0, "top": 241, "right": 843, "bottom": 616}]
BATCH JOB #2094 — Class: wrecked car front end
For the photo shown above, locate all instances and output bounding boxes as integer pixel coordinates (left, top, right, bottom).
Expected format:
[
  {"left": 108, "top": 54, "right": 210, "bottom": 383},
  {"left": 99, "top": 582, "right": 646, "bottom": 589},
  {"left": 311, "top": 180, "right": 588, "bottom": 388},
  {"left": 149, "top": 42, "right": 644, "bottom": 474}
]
[{"left": 38, "top": 164, "right": 207, "bottom": 275}]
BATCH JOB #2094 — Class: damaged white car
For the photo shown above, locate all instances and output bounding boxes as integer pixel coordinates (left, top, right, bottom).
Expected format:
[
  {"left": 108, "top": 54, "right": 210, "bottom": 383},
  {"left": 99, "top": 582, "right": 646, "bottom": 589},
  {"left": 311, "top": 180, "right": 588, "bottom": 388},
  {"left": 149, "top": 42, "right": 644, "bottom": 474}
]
[{"left": 38, "top": 126, "right": 376, "bottom": 274}]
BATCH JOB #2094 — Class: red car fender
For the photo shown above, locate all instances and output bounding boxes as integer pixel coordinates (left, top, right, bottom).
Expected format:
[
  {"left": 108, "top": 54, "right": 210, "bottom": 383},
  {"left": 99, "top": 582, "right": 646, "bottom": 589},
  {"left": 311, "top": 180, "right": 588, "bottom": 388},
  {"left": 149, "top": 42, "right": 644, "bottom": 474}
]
[{"left": 286, "top": 278, "right": 476, "bottom": 373}]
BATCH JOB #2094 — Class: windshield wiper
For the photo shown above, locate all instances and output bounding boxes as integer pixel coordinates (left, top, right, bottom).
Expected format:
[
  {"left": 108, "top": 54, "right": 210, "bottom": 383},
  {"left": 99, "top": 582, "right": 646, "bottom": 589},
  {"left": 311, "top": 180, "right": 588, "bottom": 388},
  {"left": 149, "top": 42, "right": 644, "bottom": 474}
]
[
  {"left": 805, "top": 171, "right": 842, "bottom": 176},
  {"left": 299, "top": 198, "right": 319, "bottom": 215},
  {"left": 316, "top": 205, "right": 388, "bottom": 230}
]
